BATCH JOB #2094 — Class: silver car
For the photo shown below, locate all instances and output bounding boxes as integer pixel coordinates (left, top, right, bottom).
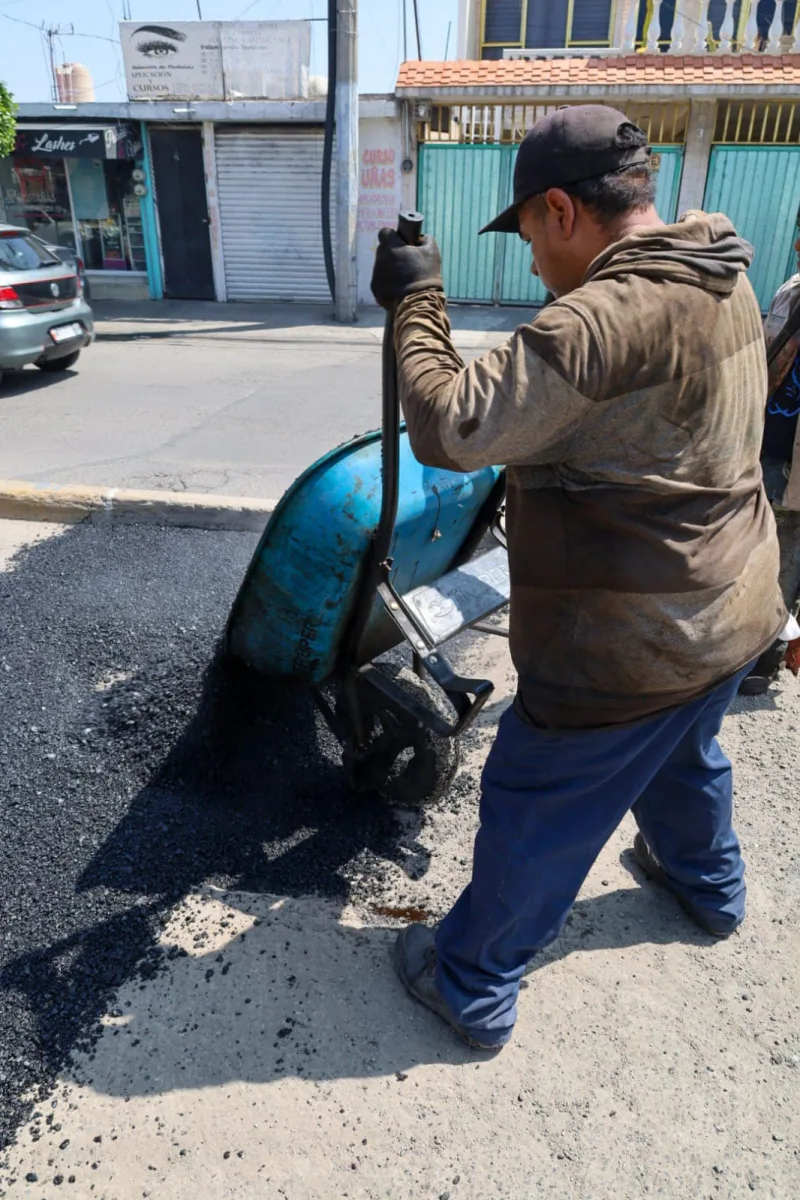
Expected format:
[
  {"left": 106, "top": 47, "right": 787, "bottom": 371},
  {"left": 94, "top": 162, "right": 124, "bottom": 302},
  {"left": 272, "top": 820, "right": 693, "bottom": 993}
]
[{"left": 0, "top": 223, "right": 94, "bottom": 385}]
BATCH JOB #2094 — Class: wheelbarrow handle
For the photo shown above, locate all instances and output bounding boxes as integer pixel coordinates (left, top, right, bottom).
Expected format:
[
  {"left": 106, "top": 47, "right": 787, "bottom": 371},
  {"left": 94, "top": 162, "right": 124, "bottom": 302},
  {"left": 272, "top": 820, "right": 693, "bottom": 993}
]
[
  {"left": 378, "top": 210, "right": 425, "bottom": 559},
  {"left": 340, "top": 212, "right": 426, "bottom": 668},
  {"left": 397, "top": 210, "right": 424, "bottom": 247}
]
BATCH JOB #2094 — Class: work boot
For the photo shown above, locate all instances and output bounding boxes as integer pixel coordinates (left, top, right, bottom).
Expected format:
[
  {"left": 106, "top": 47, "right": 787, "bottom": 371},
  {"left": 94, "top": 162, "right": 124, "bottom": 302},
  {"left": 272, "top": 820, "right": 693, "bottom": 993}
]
[
  {"left": 632, "top": 833, "right": 742, "bottom": 938},
  {"left": 392, "top": 924, "right": 501, "bottom": 1051},
  {"left": 737, "top": 639, "right": 787, "bottom": 695}
]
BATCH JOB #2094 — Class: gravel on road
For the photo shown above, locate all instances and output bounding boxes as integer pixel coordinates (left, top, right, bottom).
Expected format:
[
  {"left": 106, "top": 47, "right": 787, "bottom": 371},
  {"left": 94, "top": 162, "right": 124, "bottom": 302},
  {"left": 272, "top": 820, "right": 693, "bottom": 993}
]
[
  {"left": 0, "top": 524, "right": 442, "bottom": 1155},
  {"left": 1, "top": 522, "right": 799, "bottom": 1199}
]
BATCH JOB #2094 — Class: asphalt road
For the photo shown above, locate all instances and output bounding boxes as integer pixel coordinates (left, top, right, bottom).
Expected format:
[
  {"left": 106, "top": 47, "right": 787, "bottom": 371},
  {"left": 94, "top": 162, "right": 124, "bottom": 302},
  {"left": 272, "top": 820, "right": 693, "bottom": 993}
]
[
  {"left": 0, "top": 337, "right": 383, "bottom": 500},
  {"left": 0, "top": 522, "right": 449, "bottom": 1156},
  {"left": 0, "top": 304, "right": 518, "bottom": 500},
  {"left": 1, "top": 520, "right": 799, "bottom": 1198}
]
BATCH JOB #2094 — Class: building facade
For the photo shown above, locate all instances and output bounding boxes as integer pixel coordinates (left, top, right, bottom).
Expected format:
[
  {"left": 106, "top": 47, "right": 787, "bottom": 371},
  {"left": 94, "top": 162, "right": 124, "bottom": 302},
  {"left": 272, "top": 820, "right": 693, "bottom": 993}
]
[
  {"left": 459, "top": 0, "right": 800, "bottom": 58},
  {"left": 402, "top": 5, "right": 800, "bottom": 311},
  {"left": 5, "top": 97, "right": 407, "bottom": 306},
  {"left": 0, "top": 119, "right": 152, "bottom": 300}
]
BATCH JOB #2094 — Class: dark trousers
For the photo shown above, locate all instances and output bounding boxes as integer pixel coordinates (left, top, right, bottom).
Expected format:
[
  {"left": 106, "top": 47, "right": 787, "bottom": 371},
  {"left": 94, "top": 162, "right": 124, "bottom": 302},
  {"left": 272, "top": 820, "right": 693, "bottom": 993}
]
[{"left": 434, "top": 666, "right": 750, "bottom": 1048}]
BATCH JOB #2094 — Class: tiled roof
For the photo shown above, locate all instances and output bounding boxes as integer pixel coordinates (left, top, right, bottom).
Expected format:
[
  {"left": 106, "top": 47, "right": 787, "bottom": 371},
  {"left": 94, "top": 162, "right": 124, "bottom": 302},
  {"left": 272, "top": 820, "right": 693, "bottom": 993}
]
[{"left": 396, "top": 54, "right": 800, "bottom": 91}]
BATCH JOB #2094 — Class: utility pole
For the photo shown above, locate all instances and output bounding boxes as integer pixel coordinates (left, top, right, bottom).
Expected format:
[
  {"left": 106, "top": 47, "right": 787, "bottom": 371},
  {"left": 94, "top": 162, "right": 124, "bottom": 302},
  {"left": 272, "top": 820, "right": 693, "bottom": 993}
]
[
  {"left": 334, "top": 0, "right": 358, "bottom": 323},
  {"left": 195, "top": 1, "right": 204, "bottom": 17},
  {"left": 412, "top": 0, "right": 422, "bottom": 58},
  {"left": 43, "top": 24, "right": 74, "bottom": 102}
]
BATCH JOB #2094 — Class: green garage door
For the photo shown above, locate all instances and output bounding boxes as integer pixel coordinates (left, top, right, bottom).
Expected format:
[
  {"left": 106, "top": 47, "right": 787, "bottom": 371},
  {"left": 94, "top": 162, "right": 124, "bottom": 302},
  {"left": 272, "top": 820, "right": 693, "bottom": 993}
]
[
  {"left": 419, "top": 143, "right": 684, "bottom": 306},
  {"left": 416, "top": 144, "right": 506, "bottom": 303},
  {"left": 703, "top": 146, "right": 800, "bottom": 311}
]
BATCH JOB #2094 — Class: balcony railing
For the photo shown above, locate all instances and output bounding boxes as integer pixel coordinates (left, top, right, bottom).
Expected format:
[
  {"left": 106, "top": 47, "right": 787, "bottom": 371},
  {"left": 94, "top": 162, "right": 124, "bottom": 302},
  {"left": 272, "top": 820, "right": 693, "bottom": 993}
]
[
  {"left": 501, "top": 0, "right": 800, "bottom": 55},
  {"left": 620, "top": 0, "right": 799, "bottom": 54}
]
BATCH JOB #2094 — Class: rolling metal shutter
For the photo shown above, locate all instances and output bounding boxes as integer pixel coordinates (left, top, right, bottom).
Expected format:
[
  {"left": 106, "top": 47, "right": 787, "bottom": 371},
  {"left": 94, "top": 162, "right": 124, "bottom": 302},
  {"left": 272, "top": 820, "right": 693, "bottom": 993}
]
[{"left": 215, "top": 126, "right": 334, "bottom": 302}]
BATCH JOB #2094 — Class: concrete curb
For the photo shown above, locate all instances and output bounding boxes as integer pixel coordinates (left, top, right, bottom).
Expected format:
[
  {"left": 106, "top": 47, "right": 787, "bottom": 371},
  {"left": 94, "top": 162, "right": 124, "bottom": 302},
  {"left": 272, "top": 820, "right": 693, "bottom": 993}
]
[{"left": 0, "top": 481, "right": 276, "bottom": 532}]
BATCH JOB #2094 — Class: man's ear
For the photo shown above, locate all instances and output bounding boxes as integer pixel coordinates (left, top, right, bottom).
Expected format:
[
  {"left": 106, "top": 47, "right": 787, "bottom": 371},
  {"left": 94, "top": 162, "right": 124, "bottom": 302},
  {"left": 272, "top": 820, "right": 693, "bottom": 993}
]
[{"left": 543, "top": 188, "right": 577, "bottom": 239}]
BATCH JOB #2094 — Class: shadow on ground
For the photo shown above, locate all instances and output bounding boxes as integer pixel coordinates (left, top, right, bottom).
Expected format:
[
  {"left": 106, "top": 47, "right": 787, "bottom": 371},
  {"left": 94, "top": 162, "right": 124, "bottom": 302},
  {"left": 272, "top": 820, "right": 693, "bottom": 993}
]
[
  {"left": 43, "top": 879, "right": 720, "bottom": 1103},
  {"left": 0, "top": 627, "right": 437, "bottom": 1135},
  {"left": 91, "top": 298, "right": 537, "bottom": 344},
  {"left": 0, "top": 520, "right": 725, "bottom": 1137},
  {"left": 0, "top": 366, "right": 80, "bottom": 398},
  {"left": 0, "top": 522, "right": 433, "bottom": 1147}
]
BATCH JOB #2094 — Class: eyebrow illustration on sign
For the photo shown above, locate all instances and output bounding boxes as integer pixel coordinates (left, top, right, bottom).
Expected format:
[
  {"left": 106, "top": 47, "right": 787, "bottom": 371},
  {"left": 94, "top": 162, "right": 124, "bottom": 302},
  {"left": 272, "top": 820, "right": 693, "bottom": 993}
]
[
  {"left": 120, "top": 20, "right": 311, "bottom": 101},
  {"left": 121, "top": 22, "right": 223, "bottom": 99},
  {"left": 133, "top": 24, "right": 187, "bottom": 59}
]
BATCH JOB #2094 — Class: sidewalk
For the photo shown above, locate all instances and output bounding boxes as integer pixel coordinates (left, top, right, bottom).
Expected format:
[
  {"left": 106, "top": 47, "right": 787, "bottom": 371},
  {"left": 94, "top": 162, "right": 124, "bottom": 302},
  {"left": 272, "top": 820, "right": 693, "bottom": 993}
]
[{"left": 92, "top": 298, "right": 536, "bottom": 350}]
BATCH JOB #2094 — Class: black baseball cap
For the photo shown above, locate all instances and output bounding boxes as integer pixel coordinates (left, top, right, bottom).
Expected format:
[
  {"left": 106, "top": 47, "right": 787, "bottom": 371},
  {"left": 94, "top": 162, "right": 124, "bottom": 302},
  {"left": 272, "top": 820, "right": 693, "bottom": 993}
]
[{"left": 480, "top": 105, "right": 651, "bottom": 235}]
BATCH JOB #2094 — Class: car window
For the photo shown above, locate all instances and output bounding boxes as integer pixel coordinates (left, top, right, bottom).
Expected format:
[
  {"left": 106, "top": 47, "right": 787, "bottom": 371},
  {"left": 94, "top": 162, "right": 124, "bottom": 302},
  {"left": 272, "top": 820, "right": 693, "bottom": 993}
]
[
  {"left": 0, "top": 233, "right": 62, "bottom": 272},
  {"left": 30, "top": 236, "right": 72, "bottom": 264}
]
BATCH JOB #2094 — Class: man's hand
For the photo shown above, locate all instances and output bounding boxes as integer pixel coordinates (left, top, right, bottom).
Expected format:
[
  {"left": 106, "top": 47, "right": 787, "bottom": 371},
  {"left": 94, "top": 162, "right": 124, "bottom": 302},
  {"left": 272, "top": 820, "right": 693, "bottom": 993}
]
[{"left": 370, "top": 229, "right": 444, "bottom": 311}]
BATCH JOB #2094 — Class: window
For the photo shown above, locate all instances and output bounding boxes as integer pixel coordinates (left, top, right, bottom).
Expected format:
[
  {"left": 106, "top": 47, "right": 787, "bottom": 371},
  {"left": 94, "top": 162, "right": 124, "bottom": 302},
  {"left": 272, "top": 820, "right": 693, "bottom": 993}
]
[
  {"left": 480, "top": 0, "right": 616, "bottom": 57},
  {"left": 0, "top": 232, "right": 61, "bottom": 272},
  {"left": 0, "top": 157, "right": 75, "bottom": 251},
  {"left": 0, "top": 154, "right": 146, "bottom": 273},
  {"left": 69, "top": 160, "right": 146, "bottom": 272}
]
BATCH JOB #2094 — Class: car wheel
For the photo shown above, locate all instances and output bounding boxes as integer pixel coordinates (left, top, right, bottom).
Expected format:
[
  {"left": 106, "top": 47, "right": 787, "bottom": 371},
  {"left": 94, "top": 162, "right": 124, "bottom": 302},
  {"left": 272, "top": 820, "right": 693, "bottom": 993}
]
[{"left": 37, "top": 351, "right": 80, "bottom": 373}]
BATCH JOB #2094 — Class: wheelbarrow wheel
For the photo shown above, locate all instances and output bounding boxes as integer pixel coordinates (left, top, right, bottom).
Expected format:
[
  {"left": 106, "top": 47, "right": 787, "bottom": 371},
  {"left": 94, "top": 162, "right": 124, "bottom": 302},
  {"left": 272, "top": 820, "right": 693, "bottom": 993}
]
[{"left": 342, "top": 664, "right": 460, "bottom": 807}]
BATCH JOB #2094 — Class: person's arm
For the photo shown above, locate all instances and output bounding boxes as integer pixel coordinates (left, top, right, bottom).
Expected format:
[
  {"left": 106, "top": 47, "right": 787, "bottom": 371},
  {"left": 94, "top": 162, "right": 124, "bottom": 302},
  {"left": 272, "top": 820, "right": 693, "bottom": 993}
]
[
  {"left": 764, "top": 280, "right": 800, "bottom": 394},
  {"left": 393, "top": 290, "right": 595, "bottom": 472},
  {"left": 763, "top": 287, "right": 783, "bottom": 344}
]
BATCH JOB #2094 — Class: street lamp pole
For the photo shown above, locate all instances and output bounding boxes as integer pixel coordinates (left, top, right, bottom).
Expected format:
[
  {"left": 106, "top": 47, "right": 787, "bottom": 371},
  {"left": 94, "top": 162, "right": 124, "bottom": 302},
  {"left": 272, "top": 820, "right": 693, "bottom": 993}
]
[{"left": 334, "top": 0, "right": 359, "bottom": 322}]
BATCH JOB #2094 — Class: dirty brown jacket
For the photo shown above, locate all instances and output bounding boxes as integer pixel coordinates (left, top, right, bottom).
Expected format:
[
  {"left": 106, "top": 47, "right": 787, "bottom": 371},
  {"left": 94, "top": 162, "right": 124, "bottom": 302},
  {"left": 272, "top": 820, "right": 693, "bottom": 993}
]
[{"left": 394, "top": 211, "right": 786, "bottom": 730}]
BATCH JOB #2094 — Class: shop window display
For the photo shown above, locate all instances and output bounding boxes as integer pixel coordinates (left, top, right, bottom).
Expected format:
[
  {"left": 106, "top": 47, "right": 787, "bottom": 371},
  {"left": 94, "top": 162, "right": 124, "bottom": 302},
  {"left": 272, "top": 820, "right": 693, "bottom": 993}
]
[
  {"left": 0, "top": 156, "right": 76, "bottom": 251},
  {"left": 0, "top": 156, "right": 146, "bottom": 272},
  {"left": 69, "top": 159, "right": 146, "bottom": 272}
]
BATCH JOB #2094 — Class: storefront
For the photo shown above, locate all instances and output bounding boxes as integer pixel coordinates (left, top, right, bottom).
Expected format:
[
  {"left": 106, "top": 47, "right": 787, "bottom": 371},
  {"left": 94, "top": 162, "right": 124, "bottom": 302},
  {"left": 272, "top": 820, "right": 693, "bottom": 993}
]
[{"left": 0, "top": 122, "right": 153, "bottom": 299}]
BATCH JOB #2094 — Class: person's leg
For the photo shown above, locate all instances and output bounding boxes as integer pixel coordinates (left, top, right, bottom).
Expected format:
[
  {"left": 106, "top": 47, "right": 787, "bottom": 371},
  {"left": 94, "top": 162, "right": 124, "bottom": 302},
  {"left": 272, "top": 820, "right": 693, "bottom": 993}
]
[
  {"left": 395, "top": 669, "right": 752, "bottom": 1048},
  {"left": 776, "top": 509, "right": 800, "bottom": 615},
  {"left": 739, "top": 504, "right": 800, "bottom": 695},
  {"left": 428, "top": 701, "right": 692, "bottom": 1047},
  {"left": 632, "top": 669, "right": 748, "bottom": 937}
]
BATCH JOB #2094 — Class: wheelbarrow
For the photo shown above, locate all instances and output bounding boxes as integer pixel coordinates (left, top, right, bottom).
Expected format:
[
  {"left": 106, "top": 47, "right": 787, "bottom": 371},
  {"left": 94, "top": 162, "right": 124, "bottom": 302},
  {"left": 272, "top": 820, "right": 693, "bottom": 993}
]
[{"left": 225, "top": 212, "right": 511, "bottom": 803}]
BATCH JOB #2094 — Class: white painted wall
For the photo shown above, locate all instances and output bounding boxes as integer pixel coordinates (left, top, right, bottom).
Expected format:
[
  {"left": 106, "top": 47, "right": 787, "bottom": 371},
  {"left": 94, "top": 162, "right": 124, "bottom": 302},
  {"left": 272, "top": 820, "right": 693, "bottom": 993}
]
[
  {"left": 457, "top": 0, "right": 479, "bottom": 58},
  {"left": 201, "top": 120, "right": 227, "bottom": 303},
  {"left": 356, "top": 115, "right": 404, "bottom": 305}
]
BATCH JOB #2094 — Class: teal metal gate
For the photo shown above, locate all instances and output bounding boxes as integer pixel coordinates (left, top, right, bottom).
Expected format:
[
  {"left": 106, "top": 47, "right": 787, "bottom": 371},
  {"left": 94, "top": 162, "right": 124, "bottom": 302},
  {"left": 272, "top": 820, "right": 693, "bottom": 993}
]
[
  {"left": 416, "top": 145, "right": 506, "bottom": 303},
  {"left": 418, "top": 143, "right": 684, "bottom": 306},
  {"left": 703, "top": 147, "right": 800, "bottom": 311}
]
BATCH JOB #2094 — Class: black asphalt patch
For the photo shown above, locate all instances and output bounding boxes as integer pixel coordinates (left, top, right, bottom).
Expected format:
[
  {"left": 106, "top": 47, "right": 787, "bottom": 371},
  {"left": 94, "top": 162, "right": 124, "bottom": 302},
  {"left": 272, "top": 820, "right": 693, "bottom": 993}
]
[{"left": 0, "top": 525, "right": 457, "bottom": 1156}]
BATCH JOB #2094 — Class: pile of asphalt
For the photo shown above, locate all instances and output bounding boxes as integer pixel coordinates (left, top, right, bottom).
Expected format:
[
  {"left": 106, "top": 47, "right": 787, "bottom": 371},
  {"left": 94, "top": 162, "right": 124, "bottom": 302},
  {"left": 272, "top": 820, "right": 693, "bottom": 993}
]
[{"left": 0, "top": 525, "right": 468, "bottom": 1156}]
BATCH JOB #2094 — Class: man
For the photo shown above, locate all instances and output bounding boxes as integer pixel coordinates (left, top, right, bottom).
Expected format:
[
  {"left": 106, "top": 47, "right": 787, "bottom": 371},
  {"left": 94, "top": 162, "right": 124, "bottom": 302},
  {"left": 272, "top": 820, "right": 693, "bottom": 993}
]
[
  {"left": 739, "top": 223, "right": 800, "bottom": 694},
  {"left": 370, "top": 106, "right": 787, "bottom": 1052}
]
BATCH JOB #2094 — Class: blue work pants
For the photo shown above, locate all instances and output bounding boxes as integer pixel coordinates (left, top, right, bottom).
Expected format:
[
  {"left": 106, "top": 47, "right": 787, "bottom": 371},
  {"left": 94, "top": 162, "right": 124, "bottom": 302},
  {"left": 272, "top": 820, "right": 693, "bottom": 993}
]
[{"left": 435, "top": 667, "right": 750, "bottom": 1048}]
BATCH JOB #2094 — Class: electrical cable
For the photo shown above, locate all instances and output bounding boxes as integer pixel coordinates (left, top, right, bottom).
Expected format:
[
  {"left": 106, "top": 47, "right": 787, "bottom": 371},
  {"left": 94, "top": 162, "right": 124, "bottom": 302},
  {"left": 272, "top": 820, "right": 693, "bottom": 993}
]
[{"left": 321, "top": 0, "right": 337, "bottom": 302}]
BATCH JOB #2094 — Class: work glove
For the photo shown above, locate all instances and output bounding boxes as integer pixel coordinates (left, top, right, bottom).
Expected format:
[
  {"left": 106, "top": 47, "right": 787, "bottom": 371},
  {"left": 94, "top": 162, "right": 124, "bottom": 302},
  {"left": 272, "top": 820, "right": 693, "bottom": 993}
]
[{"left": 370, "top": 229, "right": 444, "bottom": 311}]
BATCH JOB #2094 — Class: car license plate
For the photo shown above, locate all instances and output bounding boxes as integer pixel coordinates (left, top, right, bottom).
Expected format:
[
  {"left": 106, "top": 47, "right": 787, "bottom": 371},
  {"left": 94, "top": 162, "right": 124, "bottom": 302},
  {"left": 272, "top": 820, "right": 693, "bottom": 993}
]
[{"left": 50, "top": 322, "right": 83, "bottom": 344}]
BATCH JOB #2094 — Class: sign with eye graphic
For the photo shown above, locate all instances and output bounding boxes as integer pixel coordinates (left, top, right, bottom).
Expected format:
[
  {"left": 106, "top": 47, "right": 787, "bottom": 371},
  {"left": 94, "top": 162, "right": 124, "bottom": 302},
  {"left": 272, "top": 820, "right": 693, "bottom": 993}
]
[
  {"left": 121, "top": 22, "right": 224, "bottom": 98},
  {"left": 120, "top": 20, "right": 311, "bottom": 101}
]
